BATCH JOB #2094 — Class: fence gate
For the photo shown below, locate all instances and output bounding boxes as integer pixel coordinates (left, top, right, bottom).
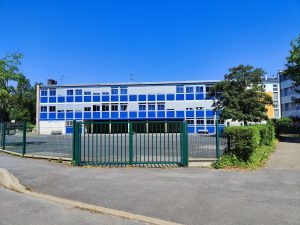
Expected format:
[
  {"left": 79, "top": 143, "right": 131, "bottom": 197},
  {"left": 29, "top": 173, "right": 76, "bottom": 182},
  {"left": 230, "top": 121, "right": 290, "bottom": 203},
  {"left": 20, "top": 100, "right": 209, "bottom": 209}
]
[{"left": 73, "top": 121, "right": 189, "bottom": 167}]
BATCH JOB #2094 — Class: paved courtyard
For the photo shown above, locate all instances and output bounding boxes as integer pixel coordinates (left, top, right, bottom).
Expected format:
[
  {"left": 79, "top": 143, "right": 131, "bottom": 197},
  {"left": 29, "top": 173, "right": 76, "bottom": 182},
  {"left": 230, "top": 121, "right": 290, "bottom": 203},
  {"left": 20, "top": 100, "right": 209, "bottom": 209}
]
[{"left": 0, "top": 138, "right": 299, "bottom": 225}]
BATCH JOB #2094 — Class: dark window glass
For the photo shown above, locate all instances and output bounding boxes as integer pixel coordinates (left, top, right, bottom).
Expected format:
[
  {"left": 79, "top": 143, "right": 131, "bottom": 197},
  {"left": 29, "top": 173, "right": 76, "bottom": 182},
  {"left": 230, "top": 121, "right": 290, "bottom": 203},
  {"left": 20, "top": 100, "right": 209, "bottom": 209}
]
[{"left": 49, "top": 106, "right": 56, "bottom": 112}]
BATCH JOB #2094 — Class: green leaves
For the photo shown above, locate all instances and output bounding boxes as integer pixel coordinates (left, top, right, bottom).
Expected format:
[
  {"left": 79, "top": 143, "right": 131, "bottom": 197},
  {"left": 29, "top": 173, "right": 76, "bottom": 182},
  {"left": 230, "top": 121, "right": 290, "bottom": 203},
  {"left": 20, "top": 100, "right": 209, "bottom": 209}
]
[{"left": 208, "top": 64, "right": 272, "bottom": 123}]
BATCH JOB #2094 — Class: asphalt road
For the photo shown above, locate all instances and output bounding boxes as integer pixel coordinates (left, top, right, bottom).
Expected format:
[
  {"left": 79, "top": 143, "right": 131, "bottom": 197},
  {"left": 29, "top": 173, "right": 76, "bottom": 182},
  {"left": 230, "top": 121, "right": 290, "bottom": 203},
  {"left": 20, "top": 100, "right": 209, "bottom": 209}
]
[
  {"left": 0, "top": 187, "right": 143, "bottom": 225},
  {"left": 3, "top": 133, "right": 227, "bottom": 160},
  {"left": 0, "top": 138, "right": 299, "bottom": 225}
]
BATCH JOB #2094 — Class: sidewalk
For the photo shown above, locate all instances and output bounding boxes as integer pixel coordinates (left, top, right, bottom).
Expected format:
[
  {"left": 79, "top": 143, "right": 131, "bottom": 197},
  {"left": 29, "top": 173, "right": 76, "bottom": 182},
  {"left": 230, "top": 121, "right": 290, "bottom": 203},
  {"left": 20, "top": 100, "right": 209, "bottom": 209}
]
[{"left": 0, "top": 140, "right": 300, "bottom": 225}]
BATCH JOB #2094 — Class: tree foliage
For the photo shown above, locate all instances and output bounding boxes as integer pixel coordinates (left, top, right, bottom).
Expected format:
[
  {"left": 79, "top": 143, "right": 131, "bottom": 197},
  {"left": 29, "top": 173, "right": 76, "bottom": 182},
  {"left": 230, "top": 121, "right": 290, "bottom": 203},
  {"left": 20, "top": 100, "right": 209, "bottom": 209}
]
[
  {"left": 283, "top": 34, "right": 300, "bottom": 104},
  {"left": 208, "top": 65, "right": 273, "bottom": 124},
  {"left": 0, "top": 53, "right": 35, "bottom": 122}
]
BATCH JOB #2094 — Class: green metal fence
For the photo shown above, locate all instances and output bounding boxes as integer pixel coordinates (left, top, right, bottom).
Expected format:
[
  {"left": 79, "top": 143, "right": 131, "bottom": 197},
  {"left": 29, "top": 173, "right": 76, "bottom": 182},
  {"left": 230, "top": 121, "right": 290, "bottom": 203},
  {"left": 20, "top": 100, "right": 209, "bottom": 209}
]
[{"left": 73, "top": 120, "right": 189, "bottom": 166}]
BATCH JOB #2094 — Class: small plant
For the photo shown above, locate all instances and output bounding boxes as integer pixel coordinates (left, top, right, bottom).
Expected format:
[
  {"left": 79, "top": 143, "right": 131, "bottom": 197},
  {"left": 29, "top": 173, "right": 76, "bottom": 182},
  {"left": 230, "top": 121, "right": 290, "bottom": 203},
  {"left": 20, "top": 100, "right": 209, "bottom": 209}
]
[{"left": 57, "top": 158, "right": 63, "bottom": 163}]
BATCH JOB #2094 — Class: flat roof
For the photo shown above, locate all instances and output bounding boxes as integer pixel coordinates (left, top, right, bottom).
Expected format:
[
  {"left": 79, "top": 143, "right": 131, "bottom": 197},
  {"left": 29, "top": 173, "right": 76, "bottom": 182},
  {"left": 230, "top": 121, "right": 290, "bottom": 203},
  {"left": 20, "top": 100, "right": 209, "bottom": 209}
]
[{"left": 40, "top": 80, "right": 221, "bottom": 88}]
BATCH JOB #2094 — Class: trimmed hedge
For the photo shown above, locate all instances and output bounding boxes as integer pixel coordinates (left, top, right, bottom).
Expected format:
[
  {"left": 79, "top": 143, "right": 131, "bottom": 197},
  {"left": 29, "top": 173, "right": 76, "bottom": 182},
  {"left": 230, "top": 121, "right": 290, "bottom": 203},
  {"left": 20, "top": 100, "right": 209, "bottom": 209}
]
[{"left": 215, "top": 124, "right": 276, "bottom": 168}]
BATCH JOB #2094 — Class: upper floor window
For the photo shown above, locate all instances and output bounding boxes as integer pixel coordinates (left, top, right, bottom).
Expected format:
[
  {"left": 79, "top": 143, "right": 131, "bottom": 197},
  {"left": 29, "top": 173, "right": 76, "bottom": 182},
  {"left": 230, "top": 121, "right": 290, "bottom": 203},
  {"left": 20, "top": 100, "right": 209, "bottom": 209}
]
[
  {"left": 111, "top": 88, "right": 118, "bottom": 95},
  {"left": 49, "top": 106, "right": 56, "bottom": 112},
  {"left": 41, "top": 106, "right": 47, "bottom": 112},
  {"left": 111, "top": 104, "right": 118, "bottom": 111},
  {"left": 120, "top": 88, "right": 127, "bottom": 95},
  {"left": 102, "top": 92, "right": 109, "bottom": 95},
  {"left": 139, "top": 104, "right": 146, "bottom": 111},
  {"left": 120, "top": 104, "right": 128, "bottom": 111},
  {"left": 67, "top": 90, "right": 74, "bottom": 95},
  {"left": 176, "top": 86, "right": 184, "bottom": 93},
  {"left": 93, "top": 92, "right": 100, "bottom": 96},
  {"left": 158, "top": 103, "right": 165, "bottom": 110},
  {"left": 75, "top": 89, "right": 82, "bottom": 95},
  {"left": 49, "top": 89, "right": 56, "bottom": 96},
  {"left": 196, "top": 86, "right": 203, "bottom": 93},
  {"left": 148, "top": 104, "right": 155, "bottom": 111},
  {"left": 41, "top": 89, "right": 47, "bottom": 96},
  {"left": 186, "top": 86, "right": 193, "bottom": 93},
  {"left": 206, "top": 86, "right": 212, "bottom": 93},
  {"left": 93, "top": 105, "right": 100, "bottom": 111},
  {"left": 186, "top": 119, "right": 194, "bottom": 125},
  {"left": 84, "top": 91, "right": 91, "bottom": 95},
  {"left": 102, "top": 104, "right": 109, "bottom": 111},
  {"left": 84, "top": 107, "right": 91, "bottom": 112}
]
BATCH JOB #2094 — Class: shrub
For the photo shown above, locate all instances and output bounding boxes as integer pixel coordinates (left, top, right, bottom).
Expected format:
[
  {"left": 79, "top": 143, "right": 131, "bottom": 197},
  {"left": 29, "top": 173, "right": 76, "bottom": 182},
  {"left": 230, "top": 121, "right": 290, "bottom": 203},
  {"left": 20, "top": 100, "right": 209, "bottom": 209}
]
[
  {"left": 256, "top": 124, "right": 275, "bottom": 146},
  {"left": 274, "top": 117, "right": 293, "bottom": 135},
  {"left": 224, "top": 126, "right": 260, "bottom": 161}
]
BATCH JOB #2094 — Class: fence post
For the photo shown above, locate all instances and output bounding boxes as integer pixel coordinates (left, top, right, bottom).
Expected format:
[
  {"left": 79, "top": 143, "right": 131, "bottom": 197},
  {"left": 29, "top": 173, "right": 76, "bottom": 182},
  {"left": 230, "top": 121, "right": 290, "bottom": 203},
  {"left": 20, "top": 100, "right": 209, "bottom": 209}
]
[
  {"left": 22, "top": 122, "right": 27, "bottom": 157},
  {"left": 215, "top": 118, "right": 220, "bottom": 160},
  {"left": 129, "top": 122, "right": 133, "bottom": 165},
  {"left": 183, "top": 122, "right": 189, "bottom": 167},
  {"left": 2, "top": 123, "right": 6, "bottom": 150},
  {"left": 73, "top": 120, "right": 80, "bottom": 166}
]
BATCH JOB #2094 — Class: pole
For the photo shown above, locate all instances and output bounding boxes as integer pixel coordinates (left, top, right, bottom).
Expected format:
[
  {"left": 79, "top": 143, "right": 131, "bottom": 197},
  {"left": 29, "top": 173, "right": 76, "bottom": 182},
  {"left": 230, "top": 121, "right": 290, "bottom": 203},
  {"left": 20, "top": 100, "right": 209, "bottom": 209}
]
[
  {"left": 22, "top": 122, "right": 27, "bottom": 157},
  {"left": 215, "top": 116, "right": 220, "bottom": 159}
]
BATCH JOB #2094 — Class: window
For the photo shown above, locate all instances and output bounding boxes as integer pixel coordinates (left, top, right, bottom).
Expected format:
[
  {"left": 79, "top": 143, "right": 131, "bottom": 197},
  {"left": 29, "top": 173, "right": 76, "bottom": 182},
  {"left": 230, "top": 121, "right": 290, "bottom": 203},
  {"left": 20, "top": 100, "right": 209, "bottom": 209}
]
[
  {"left": 84, "top": 107, "right": 91, "bottom": 112},
  {"left": 66, "top": 109, "right": 73, "bottom": 112},
  {"left": 158, "top": 104, "right": 165, "bottom": 110},
  {"left": 41, "top": 106, "right": 47, "bottom": 112},
  {"left": 75, "top": 89, "right": 82, "bottom": 95},
  {"left": 139, "top": 104, "right": 146, "bottom": 111},
  {"left": 93, "top": 105, "right": 100, "bottom": 111},
  {"left": 273, "top": 84, "right": 278, "bottom": 92},
  {"left": 49, "top": 106, "right": 56, "bottom": 112},
  {"left": 206, "top": 119, "right": 215, "bottom": 125},
  {"left": 66, "top": 121, "right": 73, "bottom": 126},
  {"left": 196, "top": 119, "right": 204, "bottom": 125},
  {"left": 57, "top": 110, "right": 64, "bottom": 112},
  {"left": 196, "top": 86, "right": 203, "bottom": 93},
  {"left": 120, "top": 104, "right": 127, "bottom": 111},
  {"left": 196, "top": 107, "right": 204, "bottom": 110},
  {"left": 93, "top": 92, "right": 100, "bottom": 96},
  {"left": 206, "top": 86, "right": 212, "bottom": 93},
  {"left": 148, "top": 104, "right": 155, "bottom": 111},
  {"left": 84, "top": 91, "right": 91, "bottom": 95},
  {"left": 111, "top": 88, "right": 118, "bottom": 95},
  {"left": 186, "top": 119, "right": 194, "bottom": 125},
  {"left": 49, "top": 89, "right": 56, "bottom": 96},
  {"left": 41, "top": 89, "right": 47, "bottom": 96},
  {"left": 102, "top": 104, "right": 109, "bottom": 111},
  {"left": 111, "top": 104, "right": 118, "bottom": 111},
  {"left": 120, "top": 88, "right": 127, "bottom": 95},
  {"left": 67, "top": 90, "right": 74, "bottom": 95},
  {"left": 186, "top": 86, "right": 193, "bottom": 93},
  {"left": 176, "top": 86, "right": 184, "bottom": 93},
  {"left": 186, "top": 107, "right": 193, "bottom": 111}
]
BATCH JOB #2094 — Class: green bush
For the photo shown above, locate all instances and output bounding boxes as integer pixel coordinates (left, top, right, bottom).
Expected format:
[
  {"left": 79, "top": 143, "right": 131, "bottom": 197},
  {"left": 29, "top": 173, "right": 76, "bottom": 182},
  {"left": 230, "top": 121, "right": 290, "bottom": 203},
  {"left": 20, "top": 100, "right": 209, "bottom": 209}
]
[
  {"left": 274, "top": 117, "right": 293, "bottom": 135},
  {"left": 224, "top": 126, "right": 260, "bottom": 161},
  {"left": 257, "top": 124, "right": 275, "bottom": 146}
]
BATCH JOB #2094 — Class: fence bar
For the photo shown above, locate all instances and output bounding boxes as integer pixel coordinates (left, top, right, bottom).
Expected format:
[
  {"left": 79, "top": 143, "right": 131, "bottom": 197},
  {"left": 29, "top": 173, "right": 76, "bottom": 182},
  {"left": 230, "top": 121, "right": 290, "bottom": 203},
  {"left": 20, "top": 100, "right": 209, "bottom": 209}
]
[
  {"left": 22, "top": 122, "right": 27, "bottom": 156},
  {"left": 129, "top": 122, "right": 133, "bottom": 165},
  {"left": 2, "top": 123, "right": 6, "bottom": 150},
  {"left": 215, "top": 119, "right": 220, "bottom": 159}
]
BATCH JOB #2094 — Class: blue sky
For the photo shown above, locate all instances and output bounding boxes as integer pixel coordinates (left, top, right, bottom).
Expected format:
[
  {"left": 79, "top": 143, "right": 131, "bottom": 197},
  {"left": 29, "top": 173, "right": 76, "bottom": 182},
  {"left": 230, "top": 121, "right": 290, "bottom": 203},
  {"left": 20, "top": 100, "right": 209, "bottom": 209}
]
[{"left": 0, "top": 0, "right": 299, "bottom": 85}]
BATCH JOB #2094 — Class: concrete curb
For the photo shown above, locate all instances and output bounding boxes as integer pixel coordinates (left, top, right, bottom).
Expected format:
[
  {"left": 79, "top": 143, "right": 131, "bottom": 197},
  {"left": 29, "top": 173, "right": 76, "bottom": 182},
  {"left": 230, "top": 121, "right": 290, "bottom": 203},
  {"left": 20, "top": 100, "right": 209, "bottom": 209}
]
[{"left": 0, "top": 168, "right": 181, "bottom": 225}]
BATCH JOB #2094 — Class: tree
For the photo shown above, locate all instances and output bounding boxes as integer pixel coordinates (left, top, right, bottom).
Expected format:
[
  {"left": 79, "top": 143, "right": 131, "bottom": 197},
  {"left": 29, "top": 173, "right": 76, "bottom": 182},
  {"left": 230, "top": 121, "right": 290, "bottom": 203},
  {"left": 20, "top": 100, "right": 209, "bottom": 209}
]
[
  {"left": 208, "top": 65, "right": 273, "bottom": 124},
  {"left": 283, "top": 34, "right": 300, "bottom": 104},
  {"left": 0, "top": 53, "right": 35, "bottom": 123}
]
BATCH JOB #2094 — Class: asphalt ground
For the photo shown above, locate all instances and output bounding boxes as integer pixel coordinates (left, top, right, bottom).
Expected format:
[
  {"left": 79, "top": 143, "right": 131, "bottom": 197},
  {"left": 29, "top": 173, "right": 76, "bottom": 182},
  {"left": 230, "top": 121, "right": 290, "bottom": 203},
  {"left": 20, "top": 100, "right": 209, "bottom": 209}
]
[
  {"left": 0, "top": 187, "right": 143, "bottom": 225},
  {"left": 0, "top": 138, "right": 299, "bottom": 225},
  {"left": 2, "top": 133, "right": 227, "bottom": 160}
]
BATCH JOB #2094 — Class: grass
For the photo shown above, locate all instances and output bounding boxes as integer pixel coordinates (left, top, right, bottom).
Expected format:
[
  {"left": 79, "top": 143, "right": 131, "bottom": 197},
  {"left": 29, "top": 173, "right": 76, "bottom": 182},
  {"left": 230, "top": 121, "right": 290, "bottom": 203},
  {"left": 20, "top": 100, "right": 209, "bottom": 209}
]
[{"left": 213, "top": 140, "right": 277, "bottom": 170}]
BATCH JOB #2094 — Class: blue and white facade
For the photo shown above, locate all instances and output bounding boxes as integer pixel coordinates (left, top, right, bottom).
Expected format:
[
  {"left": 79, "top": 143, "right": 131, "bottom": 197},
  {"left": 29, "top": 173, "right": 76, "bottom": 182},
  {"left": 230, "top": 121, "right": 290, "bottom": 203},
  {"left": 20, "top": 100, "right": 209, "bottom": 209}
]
[{"left": 37, "top": 81, "right": 224, "bottom": 134}]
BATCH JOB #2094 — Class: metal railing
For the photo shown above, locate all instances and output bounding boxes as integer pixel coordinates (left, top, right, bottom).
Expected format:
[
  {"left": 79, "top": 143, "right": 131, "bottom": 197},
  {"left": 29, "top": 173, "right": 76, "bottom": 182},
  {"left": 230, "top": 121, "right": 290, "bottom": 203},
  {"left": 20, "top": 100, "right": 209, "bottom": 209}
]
[{"left": 73, "top": 120, "right": 189, "bottom": 166}]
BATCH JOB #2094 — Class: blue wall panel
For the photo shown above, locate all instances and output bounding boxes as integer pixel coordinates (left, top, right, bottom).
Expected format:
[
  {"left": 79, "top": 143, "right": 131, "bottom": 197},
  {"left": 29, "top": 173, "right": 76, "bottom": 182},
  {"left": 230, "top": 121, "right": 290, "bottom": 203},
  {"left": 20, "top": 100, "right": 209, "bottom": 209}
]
[
  {"left": 75, "top": 96, "right": 82, "bottom": 102},
  {"left": 129, "top": 111, "right": 137, "bottom": 118},
  {"left": 176, "top": 111, "right": 184, "bottom": 118},
  {"left": 148, "top": 111, "right": 156, "bottom": 118},
  {"left": 188, "top": 127, "right": 195, "bottom": 133},
  {"left": 138, "top": 112, "right": 146, "bottom": 118},
  {"left": 93, "top": 112, "right": 100, "bottom": 119},
  {"left": 93, "top": 96, "right": 101, "bottom": 102},
  {"left": 66, "top": 127, "right": 73, "bottom": 134},
  {"left": 75, "top": 112, "right": 82, "bottom": 119},
  {"left": 120, "top": 112, "right": 128, "bottom": 118},
  {"left": 176, "top": 94, "right": 184, "bottom": 100},
  {"left": 206, "top": 110, "right": 214, "bottom": 117},
  {"left": 196, "top": 110, "right": 204, "bottom": 117},
  {"left": 185, "top": 94, "right": 194, "bottom": 100},
  {"left": 196, "top": 94, "right": 204, "bottom": 100},
  {"left": 157, "top": 94, "right": 165, "bottom": 101},
  {"left": 66, "top": 112, "right": 73, "bottom": 119},
  {"left": 57, "top": 113, "right": 65, "bottom": 120},
  {"left": 58, "top": 96, "right": 65, "bottom": 103},
  {"left": 186, "top": 111, "right": 194, "bottom": 118},
  {"left": 84, "top": 96, "right": 91, "bottom": 102},
  {"left": 167, "top": 111, "right": 175, "bottom": 118},
  {"left": 138, "top": 95, "right": 146, "bottom": 101},
  {"left": 49, "top": 97, "right": 56, "bottom": 103},
  {"left": 157, "top": 111, "right": 165, "bottom": 118},
  {"left": 49, "top": 113, "right": 56, "bottom": 119},
  {"left": 67, "top": 96, "right": 74, "bottom": 102},
  {"left": 41, "top": 97, "right": 48, "bottom": 103},
  {"left": 111, "top": 112, "right": 119, "bottom": 118},
  {"left": 166, "top": 94, "right": 175, "bottom": 101},
  {"left": 102, "top": 96, "right": 109, "bottom": 102},
  {"left": 102, "top": 112, "right": 109, "bottom": 118},
  {"left": 110, "top": 96, "right": 119, "bottom": 102},
  {"left": 120, "top": 95, "right": 128, "bottom": 102},
  {"left": 207, "top": 126, "right": 215, "bottom": 133},
  {"left": 196, "top": 126, "right": 205, "bottom": 133},
  {"left": 40, "top": 113, "right": 47, "bottom": 119},
  {"left": 84, "top": 112, "right": 91, "bottom": 119},
  {"left": 148, "top": 95, "right": 156, "bottom": 101},
  {"left": 129, "top": 95, "right": 137, "bottom": 101}
]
